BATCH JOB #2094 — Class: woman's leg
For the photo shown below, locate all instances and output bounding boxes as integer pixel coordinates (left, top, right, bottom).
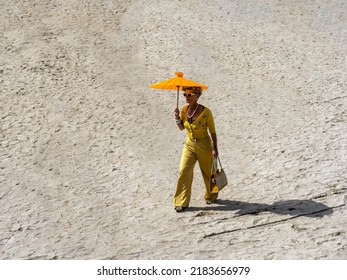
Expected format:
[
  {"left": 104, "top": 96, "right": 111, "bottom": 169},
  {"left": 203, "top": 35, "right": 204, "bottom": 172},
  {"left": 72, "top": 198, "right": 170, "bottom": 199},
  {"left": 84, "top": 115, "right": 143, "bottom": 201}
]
[
  {"left": 173, "top": 143, "right": 197, "bottom": 207},
  {"left": 196, "top": 138, "right": 218, "bottom": 202}
]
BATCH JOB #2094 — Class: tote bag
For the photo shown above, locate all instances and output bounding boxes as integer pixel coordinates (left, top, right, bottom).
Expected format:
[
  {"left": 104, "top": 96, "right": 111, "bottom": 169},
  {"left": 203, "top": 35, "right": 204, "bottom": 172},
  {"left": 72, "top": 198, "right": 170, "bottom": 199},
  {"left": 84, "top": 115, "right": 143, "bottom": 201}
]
[{"left": 210, "top": 157, "right": 228, "bottom": 193}]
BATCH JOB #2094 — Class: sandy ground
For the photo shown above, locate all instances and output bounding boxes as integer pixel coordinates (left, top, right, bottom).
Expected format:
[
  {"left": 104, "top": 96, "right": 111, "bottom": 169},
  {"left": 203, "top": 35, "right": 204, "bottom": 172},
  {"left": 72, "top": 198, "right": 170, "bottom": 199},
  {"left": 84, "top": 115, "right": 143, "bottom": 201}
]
[{"left": 0, "top": 0, "right": 346, "bottom": 259}]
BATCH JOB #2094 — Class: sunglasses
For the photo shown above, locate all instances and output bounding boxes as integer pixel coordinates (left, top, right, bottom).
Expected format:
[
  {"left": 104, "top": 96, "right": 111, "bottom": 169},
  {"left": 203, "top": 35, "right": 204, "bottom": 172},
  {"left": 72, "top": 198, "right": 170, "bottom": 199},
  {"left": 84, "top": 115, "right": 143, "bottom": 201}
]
[{"left": 183, "top": 93, "right": 196, "bottom": 97}]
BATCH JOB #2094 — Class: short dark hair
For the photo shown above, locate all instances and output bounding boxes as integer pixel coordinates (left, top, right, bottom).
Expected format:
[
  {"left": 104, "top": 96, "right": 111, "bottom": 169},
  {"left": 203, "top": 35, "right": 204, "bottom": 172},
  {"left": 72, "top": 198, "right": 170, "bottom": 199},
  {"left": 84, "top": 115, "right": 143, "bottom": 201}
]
[{"left": 182, "top": 86, "right": 202, "bottom": 95}]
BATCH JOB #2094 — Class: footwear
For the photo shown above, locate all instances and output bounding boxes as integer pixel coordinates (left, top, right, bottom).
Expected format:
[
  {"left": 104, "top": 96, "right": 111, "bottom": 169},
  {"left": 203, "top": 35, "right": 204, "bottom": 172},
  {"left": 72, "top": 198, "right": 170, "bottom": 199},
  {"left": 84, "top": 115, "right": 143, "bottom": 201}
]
[
  {"left": 175, "top": 206, "right": 186, "bottom": 212},
  {"left": 205, "top": 199, "right": 216, "bottom": 205}
]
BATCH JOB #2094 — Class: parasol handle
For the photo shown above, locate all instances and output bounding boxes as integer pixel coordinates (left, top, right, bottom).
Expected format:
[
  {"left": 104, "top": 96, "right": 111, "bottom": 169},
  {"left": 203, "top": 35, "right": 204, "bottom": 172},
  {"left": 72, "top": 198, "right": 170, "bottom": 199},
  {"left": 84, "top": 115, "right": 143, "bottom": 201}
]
[{"left": 176, "top": 86, "right": 179, "bottom": 109}]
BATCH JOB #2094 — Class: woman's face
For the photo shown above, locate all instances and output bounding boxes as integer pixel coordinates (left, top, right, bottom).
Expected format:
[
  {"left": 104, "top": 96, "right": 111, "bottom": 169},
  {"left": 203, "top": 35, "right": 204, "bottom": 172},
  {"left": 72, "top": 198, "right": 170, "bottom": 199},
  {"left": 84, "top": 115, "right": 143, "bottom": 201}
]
[{"left": 184, "top": 89, "right": 199, "bottom": 104}]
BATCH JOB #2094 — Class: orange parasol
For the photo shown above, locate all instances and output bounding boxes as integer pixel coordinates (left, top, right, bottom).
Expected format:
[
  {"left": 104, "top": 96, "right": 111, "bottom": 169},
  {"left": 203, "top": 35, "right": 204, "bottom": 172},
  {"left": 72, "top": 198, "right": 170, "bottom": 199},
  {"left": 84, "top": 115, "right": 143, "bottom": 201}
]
[{"left": 150, "top": 72, "right": 208, "bottom": 108}]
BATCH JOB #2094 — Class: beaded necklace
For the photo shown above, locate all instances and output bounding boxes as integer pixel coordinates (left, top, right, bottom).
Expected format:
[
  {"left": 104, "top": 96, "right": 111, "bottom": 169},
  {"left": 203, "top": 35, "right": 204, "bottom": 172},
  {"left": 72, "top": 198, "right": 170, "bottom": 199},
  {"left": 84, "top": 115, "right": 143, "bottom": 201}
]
[{"left": 187, "top": 104, "right": 199, "bottom": 119}]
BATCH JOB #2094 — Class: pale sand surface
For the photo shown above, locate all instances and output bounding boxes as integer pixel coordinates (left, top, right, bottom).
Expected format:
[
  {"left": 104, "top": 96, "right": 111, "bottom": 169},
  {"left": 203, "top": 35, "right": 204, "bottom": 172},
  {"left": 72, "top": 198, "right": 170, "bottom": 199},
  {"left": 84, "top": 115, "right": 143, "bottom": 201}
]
[{"left": 1, "top": 0, "right": 346, "bottom": 259}]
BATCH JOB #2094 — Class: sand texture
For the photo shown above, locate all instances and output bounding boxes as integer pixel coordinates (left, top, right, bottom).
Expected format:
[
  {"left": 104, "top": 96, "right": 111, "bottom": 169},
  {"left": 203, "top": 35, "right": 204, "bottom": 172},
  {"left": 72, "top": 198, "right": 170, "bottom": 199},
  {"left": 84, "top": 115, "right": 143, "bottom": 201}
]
[{"left": 1, "top": 0, "right": 346, "bottom": 259}]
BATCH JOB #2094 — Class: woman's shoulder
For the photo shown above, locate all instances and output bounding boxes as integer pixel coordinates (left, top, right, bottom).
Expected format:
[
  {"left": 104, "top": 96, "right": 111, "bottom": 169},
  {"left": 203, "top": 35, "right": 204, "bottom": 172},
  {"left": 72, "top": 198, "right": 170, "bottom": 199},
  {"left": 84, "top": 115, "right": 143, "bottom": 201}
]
[
  {"left": 182, "top": 104, "right": 189, "bottom": 111},
  {"left": 201, "top": 105, "right": 212, "bottom": 114}
]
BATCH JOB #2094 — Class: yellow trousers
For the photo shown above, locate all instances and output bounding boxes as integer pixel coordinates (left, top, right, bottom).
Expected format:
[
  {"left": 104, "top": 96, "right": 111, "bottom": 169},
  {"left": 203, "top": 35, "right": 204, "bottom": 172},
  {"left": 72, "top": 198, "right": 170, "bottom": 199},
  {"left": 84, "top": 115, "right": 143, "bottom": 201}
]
[{"left": 173, "top": 137, "right": 218, "bottom": 207}]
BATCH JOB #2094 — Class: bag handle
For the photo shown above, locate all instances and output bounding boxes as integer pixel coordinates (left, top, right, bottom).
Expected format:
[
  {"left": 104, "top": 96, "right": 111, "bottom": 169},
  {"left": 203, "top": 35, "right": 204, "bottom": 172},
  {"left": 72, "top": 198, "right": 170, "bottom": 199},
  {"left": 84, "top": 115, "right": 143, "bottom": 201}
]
[
  {"left": 211, "top": 156, "right": 223, "bottom": 175},
  {"left": 217, "top": 156, "right": 223, "bottom": 169}
]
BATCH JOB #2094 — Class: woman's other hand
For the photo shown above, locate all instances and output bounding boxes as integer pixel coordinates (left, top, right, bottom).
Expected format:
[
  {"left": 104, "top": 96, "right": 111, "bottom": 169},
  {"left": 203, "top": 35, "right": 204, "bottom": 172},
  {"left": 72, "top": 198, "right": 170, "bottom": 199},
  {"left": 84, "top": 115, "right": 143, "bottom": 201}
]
[{"left": 212, "top": 147, "right": 219, "bottom": 158}]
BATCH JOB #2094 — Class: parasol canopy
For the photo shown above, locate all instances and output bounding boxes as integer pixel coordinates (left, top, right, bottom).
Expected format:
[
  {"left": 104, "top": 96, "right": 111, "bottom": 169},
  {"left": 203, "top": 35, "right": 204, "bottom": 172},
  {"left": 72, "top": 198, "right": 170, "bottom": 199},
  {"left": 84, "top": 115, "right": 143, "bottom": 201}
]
[{"left": 149, "top": 72, "right": 208, "bottom": 108}]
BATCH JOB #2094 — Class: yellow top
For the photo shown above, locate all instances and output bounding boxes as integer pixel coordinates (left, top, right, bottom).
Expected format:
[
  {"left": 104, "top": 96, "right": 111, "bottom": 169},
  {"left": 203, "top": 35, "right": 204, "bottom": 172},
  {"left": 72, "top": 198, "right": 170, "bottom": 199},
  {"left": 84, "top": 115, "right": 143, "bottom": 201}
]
[{"left": 181, "top": 104, "right": 216, "bottom": 140}]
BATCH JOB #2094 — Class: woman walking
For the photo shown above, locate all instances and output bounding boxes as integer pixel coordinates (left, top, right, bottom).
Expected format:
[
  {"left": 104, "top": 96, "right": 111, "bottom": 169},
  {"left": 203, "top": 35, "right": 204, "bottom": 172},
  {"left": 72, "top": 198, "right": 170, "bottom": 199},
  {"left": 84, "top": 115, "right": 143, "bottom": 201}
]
[{"left": 173, "top": 86, "right": 219, "bottom": 212}]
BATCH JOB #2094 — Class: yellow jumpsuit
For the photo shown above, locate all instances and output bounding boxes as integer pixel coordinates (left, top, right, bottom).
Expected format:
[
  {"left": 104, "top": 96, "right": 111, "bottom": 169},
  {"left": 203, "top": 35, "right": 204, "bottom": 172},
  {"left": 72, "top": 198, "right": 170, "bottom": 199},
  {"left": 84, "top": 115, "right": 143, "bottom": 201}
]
[{"left": 173, "top": 104, "right": 218, "bottom": 207}]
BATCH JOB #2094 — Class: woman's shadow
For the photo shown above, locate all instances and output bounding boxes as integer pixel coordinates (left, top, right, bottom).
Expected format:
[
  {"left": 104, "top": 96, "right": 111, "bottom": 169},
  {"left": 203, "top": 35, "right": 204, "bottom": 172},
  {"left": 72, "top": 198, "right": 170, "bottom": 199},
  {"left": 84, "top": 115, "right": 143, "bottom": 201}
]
[{"left": 189, "top": 199, "right": 333, "bottom": 217}]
